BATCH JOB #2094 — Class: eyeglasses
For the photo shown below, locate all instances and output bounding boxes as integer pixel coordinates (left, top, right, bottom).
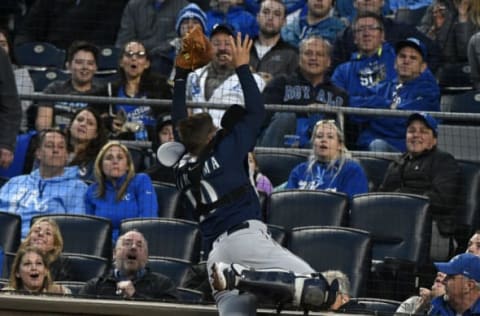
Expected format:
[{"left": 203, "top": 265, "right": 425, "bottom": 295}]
[
  {"left": 123, "top": 50, "right": 147, "bottom": 58},
  {"left": 354, "top": 25, "right": 383, "bottom": 33}
]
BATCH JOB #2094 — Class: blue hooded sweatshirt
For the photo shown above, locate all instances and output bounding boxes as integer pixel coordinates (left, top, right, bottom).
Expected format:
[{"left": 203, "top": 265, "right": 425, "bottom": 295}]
[
  {"left": 357, "top": 68, "right": 440, "bottom": 151},
  {"left": 0, "top": 166, "right": 87, "bottom": 238},
  {"left": 285, "top": 159, "right": 369, "bottom": 198},
  {"left": 85, "top": 173, "right": 158, "bottom": 242},
  {"left": 332, "top": 42, "right": 397, "bottom": 124}
]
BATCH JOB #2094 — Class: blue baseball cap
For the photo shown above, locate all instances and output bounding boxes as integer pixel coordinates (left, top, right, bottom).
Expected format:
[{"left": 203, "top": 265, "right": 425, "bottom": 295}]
[
  {"left": 395, "top": 37, "right": 427, "bottom": 60},
  {"left": 434, "top": 253, "right": 480, "bottom": 282},
  {"left": 210, "top": 23, "right": 235, "bottom": 38},
  {"left": 407, "top": 112, "right": 438, "bottom": 137}
]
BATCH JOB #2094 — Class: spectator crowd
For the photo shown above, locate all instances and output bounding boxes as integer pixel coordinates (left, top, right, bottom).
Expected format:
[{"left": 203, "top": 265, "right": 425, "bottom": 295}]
[{"left": 0, "top": 0, "right": 480, "bottom": 315}]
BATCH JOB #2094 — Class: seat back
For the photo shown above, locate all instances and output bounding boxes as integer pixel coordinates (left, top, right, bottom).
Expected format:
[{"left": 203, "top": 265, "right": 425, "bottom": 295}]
[
  {"left": 62, "top": 253, "right": 109, "bottom": 282},
  {"left": 31, "top": 214, "right": 112, "bottom": 259},
  {"left": 289, "top": 226, "right": 372, "bottom": 297},
  {"left": 15, "top": 42, "right": 66, "bottom": 68},
  {"left": 448, "top": 90, "right": 480, "bottom": 114},
  {"left": 454, "top": 160, "right": 480, "bottom": 251},
  {"left": 350, "top": 193, "right": 431, "bottom": 265},
  {"left": 254, "top": 152, "right": 307, "bottom": 186},
  {"left": 437, "top": 125, "right": 480, "bottom": 162},
  {"left": 120, "top": 218, "right": 201, "bottom": 263},
  {"left": 0, "top": 212, "right": 21, "bottom": 253},
  {"left": 97, "top": 46, "right": 121, "bottom": 71},
  {"left": 147, "top": 256, "right": 192, "bottom": 287},
  {"left": 1, "top": 251, "right": 15, "bottom": 279},
  {"left": 356, "top": 156, "right": 392, "bottom": 191},
  {"left": 29, "top": 67, "right": 70, "bottom": 92},
  {"left": 267, "top": 224, "right": 287, "bottom": 246},
  {"left": 267, "top": 190, "right": 348, "bottom": 231},
  {"left": 436, "top": 63, "right": 473, "bottom": 94},
  {"left": 152, "top": 181, "right": 182, "bottom": 218}
]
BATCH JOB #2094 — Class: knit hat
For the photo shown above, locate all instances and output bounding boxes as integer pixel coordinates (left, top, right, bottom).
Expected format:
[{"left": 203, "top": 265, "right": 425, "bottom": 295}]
[{"left": 175, "top": 3, "right": 207, "bottom": 36}]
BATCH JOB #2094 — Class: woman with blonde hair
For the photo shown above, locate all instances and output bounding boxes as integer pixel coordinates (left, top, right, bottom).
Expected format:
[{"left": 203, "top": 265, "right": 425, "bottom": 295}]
[
  {"left": 285, "top": 120, "right": 368, "bottom": 198},
  {"left": 2, "top": 246, "right": 70, "bottom": 294},
  {"left": 22, "top": 217, "right": 70, "bottom": 281},
  {"left": 85, "top": 141, "right": 158, "bottom": 242}
]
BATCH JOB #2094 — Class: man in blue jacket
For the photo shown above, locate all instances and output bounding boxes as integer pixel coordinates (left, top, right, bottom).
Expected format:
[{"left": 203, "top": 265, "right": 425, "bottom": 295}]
[
  {"left": 357, "top": 37, "right": 440, "bottom": 152},
  {"left": 331, "top": 11, "right": 396, "bottom": 147},
  {"left": 0, "top": 129, "right": 87, "bottom": 238}
]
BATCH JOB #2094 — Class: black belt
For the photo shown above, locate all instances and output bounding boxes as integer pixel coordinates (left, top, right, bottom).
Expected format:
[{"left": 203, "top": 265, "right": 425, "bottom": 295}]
[{"left": 227, "top": 221, "right": 250, "bottom": 235}]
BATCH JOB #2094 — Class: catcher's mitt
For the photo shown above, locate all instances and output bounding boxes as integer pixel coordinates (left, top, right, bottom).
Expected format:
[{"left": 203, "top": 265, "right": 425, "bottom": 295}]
[{"left": 176, "top": 24, "right": 213, "bottom": 70}]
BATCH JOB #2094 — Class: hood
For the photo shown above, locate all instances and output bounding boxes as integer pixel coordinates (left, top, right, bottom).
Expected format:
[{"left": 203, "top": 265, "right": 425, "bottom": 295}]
[{"left": 31, "top": 166, "right": 81, "bottom": 183}]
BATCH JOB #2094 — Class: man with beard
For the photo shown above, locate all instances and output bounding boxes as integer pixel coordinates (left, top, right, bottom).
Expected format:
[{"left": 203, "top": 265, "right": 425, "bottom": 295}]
[
  {"left": 249, "top": 0, "right": 298, "bottom": 80},
  {"left": 35, "top": 41, "right": 107, "bottom": 131},
  {"left": 80, "top": 230, "right": 178, "bottom": 300},
  {"left": 281, "top": 0, "right": 345, "bottom": 48},
  {"left": 187, "top": 23, "right": 266, "bottom": 127}
]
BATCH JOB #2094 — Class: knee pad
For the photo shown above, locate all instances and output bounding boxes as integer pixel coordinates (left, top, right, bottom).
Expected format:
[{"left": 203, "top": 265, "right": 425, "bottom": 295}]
[{"left": 296, "top": 274, "right": 338, "bottom": 311}]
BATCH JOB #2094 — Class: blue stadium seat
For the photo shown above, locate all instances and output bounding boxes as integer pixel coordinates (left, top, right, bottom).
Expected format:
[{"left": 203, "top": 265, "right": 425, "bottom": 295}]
[
  {"left": 254, "top": 151, "right": 308, "bottom": 187},
  {"left": 15, "top": 42, "right": 66, "bottom": 68},
  {"left": 147, "top": 256, "right": 192, "bottom": 287},
  {"left": 120, "top": 218, "right": 201, "bottom": 263},
  {"left": 152, "top": 181, "right": 182, "bottom": 218},
  {"left": 97, "top": 46, "right": 121, "bottom": 71},
  {"left": 29, "top": 67, "right": 69, "bottom": 92}
]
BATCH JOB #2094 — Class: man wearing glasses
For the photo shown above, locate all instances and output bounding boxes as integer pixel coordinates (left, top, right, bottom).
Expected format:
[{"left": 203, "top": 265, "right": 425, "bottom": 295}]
[
  {"left": 331, "top": 11, "right": 396, "bottom": 148},
  {"left": 429, "top": 253, "right": 480, "bottom": 316}
]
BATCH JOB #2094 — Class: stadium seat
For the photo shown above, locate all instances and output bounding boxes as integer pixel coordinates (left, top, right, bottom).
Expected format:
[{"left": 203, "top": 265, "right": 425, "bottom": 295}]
[
  {"left": 267, "top": 224, "right": 287, "bottom": 246},
  {"left": 436, "top": 63, "right": 473, "bottom": 94},
  {"left": 0, "top": 176, "right": 9, "bottom": 188},
  {"left": 254, "top": 151, "right": 307, "bottom": 187},
  {"left": 97, "top": 46, "right": 121, "bottom": 71},
  {"left": 29, "top": 67, "right": 70, "bottom": 92},
  {"left": 288, "top": 226, "right": 372, "bottom": 297},
  {"left": 152, "top": 181, "right": 182, "bottom": 218},
  {"left": 0, "top": 212, "right": 21, "bottom": 253},
  {"left": 30, "top": 214, "right": 112, "bottom": 259},
  {"left": 454, "top": 160, "right": 480, "bottom": 252},
  {"left": 120, "top": 218, "right": 201, "bottom": 263},
  {"left": 61, "top": 253, "right": 109, "bottom": 282},
  {"left": 267, "top": 190, "right": 349, "bottom": 232},
  {"left": 15, "top": 42, "right": 66, "bottom": 68},
  {"left": 147, "top": 256, "right": 192, "bottom": 287},
  {"left": 447, "top": 90, "right": 480, "bottom": 114},
  {"left": 356, "top": 156, "right": 393, "bottom": 191},
  {"left": 437, "top": 124, "right": 480, "bottom": 162},
  {"left": 1, "top": 251, "right": 15, "bottom": 279},
  {"left": 349, "top": 193, "right": 431, "bottom": 300}
]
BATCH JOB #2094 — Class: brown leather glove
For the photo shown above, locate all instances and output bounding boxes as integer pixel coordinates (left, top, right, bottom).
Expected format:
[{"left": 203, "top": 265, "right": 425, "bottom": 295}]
[{"left": 176, "top": 24, "right": 213, "bottom": 70}]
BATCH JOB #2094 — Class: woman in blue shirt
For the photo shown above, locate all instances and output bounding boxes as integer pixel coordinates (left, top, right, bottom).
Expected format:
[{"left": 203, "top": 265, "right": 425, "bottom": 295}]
[
  {"left": 286, "top": 119, "right": 368, "bottom": 198},
  {"left": 85, "top": 142, "right": 158, "bottom": 242}
]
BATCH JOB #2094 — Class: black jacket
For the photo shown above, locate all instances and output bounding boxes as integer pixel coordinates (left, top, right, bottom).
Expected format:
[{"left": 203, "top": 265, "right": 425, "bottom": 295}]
[
  {"left": 379, "top": 147, "right": 462, "bottom": 234},
  {"left": 79, "top": 268, "right": 178, "bottom": 301}
]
